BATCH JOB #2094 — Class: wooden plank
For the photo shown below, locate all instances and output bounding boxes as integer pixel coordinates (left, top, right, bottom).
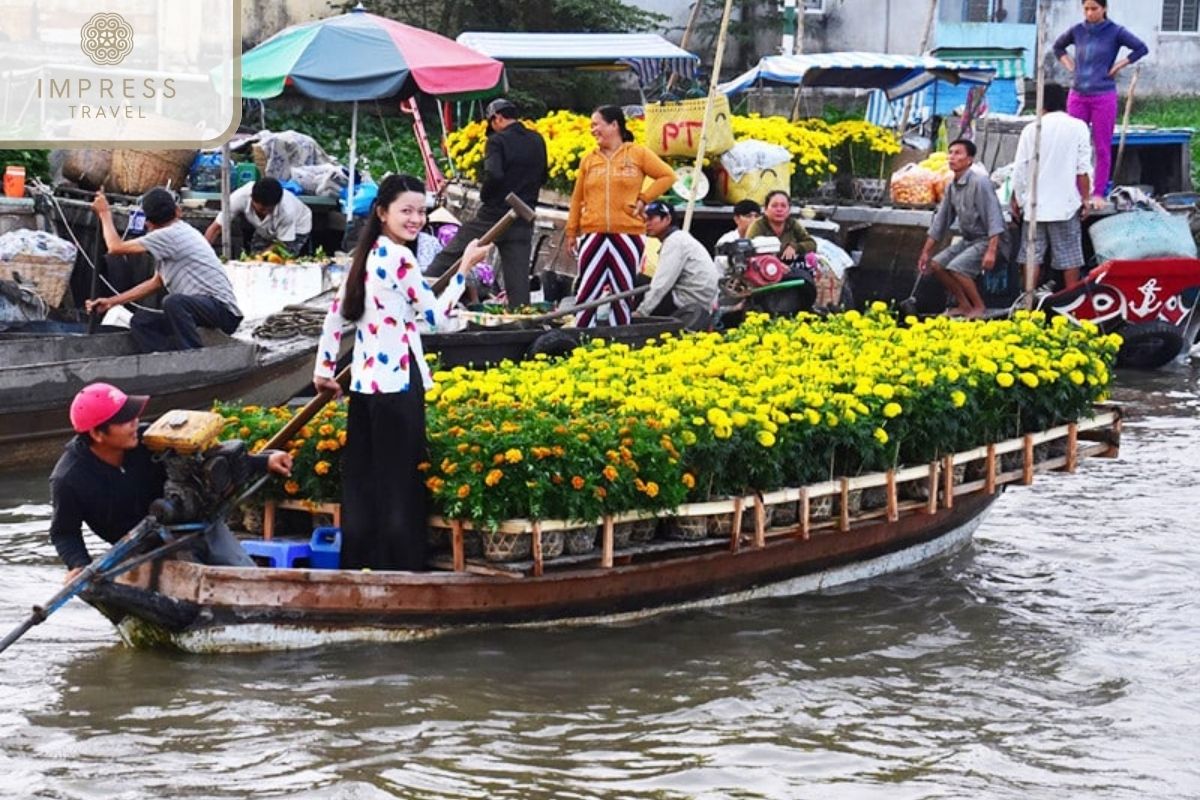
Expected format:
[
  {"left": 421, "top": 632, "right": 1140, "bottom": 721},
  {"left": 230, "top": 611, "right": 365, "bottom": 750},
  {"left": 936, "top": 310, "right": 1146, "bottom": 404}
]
[
  {"left": 985, "top": 443, "right": 996, "bottom": 494},
  {"left": 451, "top": 520, "right": 465, "bottom": 573},
  {"left": 1066, "top": 423, "right": 1078, "bottom": 472},
  {"left": 531, "top": 520, "right": 544, "bottom": 577},
  {"left": 754, "top": 494, "right": 766, "bottom": 548},
  {"left": 1022, "top": 434, "right": 1035, "bottom": 485},
  {"left": 601, "top": 516, "right": 614, "bottom": 569},
  {"left": 263, "top": 500, "right": 276, "bottom": 540},
  {"left": 926, "top": 462, "right": 938, "bottom": 514},
  {"left": 799, "top": 487, "right": 810, "bottom": 540},
  {"left": 942, "top": 455, "right": 954, "bottom": 510},
  {"left": 730, "top": 496, "right": 744, "bottom": 552},
  {"left": 839, "top": 477, "right": 850, "bottom": 533},
  {"left": 886, "top": 470, "right": 898, "bottom": 522}
]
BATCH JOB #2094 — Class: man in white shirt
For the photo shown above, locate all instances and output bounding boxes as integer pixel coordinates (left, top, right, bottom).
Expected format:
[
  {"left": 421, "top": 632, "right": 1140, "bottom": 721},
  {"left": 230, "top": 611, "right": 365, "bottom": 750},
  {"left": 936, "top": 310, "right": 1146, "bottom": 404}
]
[
  {"left": 1010, "top": 83, "right": 1093, "bottom": 289},
  {"left": 205, "top": 177, "right": 313, "bottom": 256}
]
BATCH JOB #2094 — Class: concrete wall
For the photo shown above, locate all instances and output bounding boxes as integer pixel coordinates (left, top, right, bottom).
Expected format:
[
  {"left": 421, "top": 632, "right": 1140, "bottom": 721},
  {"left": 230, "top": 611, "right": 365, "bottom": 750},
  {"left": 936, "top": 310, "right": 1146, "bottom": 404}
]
[
  {"left": 241, "top": 0, "right": 331, "bottom": 48},
  {"left": 629, "top": 0, "right": 1198, "bottom": 94}
]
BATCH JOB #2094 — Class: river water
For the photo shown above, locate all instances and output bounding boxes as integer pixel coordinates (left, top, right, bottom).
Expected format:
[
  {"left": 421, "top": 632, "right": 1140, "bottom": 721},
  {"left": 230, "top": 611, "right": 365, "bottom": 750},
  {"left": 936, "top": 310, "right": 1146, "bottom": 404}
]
[{"left": 1, "top": 362, "right": 1198, "bottom": 800}]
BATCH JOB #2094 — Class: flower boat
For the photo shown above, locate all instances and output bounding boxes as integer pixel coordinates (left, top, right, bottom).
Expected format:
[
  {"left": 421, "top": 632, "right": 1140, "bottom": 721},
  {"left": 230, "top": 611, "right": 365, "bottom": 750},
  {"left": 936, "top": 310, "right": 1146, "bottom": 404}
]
[
  {"left": 78, "top": 307, "right": 1125, "bottom": 653},
  {"left": 87, "top": 409, "right": 1120, "bottom": 653}
]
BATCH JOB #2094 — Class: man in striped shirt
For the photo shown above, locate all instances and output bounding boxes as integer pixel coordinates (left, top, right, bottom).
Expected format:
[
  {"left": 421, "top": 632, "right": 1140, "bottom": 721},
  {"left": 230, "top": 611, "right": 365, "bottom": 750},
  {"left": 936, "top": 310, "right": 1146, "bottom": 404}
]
[{"left": 86, "top": 187, "right": 243, "bottom": 352}]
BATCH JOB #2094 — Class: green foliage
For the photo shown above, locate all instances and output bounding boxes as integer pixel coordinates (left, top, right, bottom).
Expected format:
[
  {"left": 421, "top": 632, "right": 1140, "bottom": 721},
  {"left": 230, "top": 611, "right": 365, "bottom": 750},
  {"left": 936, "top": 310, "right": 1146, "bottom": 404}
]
[
  {"left": 330, "top": 0, "right": 665, "bottom": 35},
  {"left": 0, "top": 148, "right": 51, "bottom": 182},
  {"left": 1130, "top": 97, "right": 1200, "bottom": 186},
  {"left": 257, "top": 103, "right": 436, "bottom": 181}
]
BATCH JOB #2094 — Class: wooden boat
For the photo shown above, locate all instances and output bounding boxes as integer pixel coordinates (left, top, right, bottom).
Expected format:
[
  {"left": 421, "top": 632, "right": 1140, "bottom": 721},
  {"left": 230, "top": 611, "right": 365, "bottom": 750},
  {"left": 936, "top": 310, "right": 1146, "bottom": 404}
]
[
  {"left": 84, "top": 409, "right": 1122, "bottom": 653},
  {"left": 0, "top": 292, "right": 337, "bottom": 472}
]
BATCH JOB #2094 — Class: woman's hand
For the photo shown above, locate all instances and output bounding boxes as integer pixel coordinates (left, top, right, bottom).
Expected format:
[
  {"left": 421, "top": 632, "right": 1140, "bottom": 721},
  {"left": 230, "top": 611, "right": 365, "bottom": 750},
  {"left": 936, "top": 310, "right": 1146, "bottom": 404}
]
[
  {"left": 460, "top": 238, "right": 489, "bottom": 273},
  {"left": 565, "top": 234, "right": 578, "bottom": 258},
  {"left": 633, "top": 198, "right": 647, "bottom": 219},
  {"left": 780, "top": 244, "right": 797, "bottom": 263},
  {"left": 1058, "top": 54, "right": 1075, "bottom": 73},
  {"left": 1107, "top": 58, "right": 1130, "bottom": 77},
  {"left": 313, "top": 375, "right": 342, "bottom": 399},
  {"left": 265, "top": 451, "right": 293, "bottom": 477}
]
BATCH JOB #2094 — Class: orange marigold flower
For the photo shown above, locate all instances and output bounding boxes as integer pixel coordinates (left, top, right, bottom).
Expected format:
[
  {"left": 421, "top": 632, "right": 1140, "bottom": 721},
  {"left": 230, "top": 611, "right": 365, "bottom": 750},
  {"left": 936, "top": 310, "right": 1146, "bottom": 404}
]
[
  {"left": 456, "top": 484, "right": 471, "bottom": 499},
  {"left": 284, "top": 480, "right": 300, "bottom": 495},
  {"left": 470, "top": 461, "right": 484, "bottom": 473},
  {"left": 493, "top": 453, "right": 506, "bottom": 465},
  {"left": 571, "top": 475, "right": 585, "bottom": 490},
  {"left": 682, "top": 473, "right": 696, "bottom": 489},
  {"left": 602, "top": 465, "right": 619, "bottom": 481},
  {"left": 644, "top": 481, "right": 659, "bottom": 498},
  {"left": 314, "top": 460, "right": 331, "bottom": 476},
  {"left": 485, "top": 468, "right": 504, "bottom": 487},
  {"left": 417, "top": 462, "right": 431, "bottom": 472},
  {"left": 504, "top": 448, "right": 523, "bottom": 464},
  {"left": 425, "top": 476, "right": 445, "bottom": 493}
]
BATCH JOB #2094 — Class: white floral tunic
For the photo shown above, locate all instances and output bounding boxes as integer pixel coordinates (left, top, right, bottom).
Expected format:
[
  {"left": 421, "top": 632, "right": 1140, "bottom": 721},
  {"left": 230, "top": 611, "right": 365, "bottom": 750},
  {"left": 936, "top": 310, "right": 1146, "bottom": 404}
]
[{"left": 314, "top": 234, "right": 466, "bottom": 394}]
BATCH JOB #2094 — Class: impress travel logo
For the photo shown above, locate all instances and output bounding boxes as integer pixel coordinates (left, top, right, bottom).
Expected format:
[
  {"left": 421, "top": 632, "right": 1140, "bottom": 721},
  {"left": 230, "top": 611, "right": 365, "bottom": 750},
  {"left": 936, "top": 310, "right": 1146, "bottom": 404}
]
[{"left": 1, "top": 0, "right": 240, "bottom": 147}]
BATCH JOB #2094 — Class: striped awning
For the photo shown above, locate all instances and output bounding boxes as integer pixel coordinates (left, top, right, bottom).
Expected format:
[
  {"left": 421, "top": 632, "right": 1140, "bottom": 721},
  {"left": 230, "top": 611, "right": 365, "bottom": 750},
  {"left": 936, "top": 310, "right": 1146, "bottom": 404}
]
[
  {"left": 932, "top": 47, "right": 1026, "bottom": 79},
  {"left": 455, "top": 32, "right": 699, "bottom": 86},
  {"left": 718, "top": 51, "right": 996, "bottom": 100}
]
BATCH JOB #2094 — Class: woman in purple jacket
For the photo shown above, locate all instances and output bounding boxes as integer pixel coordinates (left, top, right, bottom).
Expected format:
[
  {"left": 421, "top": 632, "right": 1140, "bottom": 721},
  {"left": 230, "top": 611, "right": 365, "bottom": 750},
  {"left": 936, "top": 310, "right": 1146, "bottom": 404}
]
[{"left": 1053, "top": 0, "right": 1148, "bottom": 205}]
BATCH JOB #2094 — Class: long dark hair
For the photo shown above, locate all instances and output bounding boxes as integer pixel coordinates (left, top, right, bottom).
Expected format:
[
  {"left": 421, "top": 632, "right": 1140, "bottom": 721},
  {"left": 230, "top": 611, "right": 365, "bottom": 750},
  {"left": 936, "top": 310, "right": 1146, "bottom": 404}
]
[
  {"left": 595, "top": 105, "right": 634, "bottom": 143},
  {"left": 342, "top": 173, "right": 426, "bottom": 322}
]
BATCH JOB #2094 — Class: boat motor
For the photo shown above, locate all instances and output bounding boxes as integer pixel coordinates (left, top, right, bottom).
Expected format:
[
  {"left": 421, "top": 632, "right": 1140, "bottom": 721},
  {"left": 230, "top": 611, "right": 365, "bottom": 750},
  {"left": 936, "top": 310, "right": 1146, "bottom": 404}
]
[
  {"left": 142, "top": 411, "right": 255, "bottom": 524},
  {"left": 716, "top": 237, "right": 816, "bottom": 318}
]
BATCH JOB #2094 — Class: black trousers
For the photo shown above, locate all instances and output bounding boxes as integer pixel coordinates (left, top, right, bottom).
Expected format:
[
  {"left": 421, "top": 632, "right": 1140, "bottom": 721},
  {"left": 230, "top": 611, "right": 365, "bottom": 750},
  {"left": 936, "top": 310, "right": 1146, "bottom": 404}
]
[
  {"left": 129, "top": 294, "right": 241, "bottom": 352},
  {"left": 340, "top": 361, "right": 429, "bottom": 571},
  {"left": 427, "top": 208, "right": 534, "bottom": 307}
]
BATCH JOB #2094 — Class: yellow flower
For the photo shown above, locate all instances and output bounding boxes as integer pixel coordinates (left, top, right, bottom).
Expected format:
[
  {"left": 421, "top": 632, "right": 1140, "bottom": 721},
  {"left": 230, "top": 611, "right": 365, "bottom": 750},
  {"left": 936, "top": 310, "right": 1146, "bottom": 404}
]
[
  {"left": 873, "top": 427, "right": 889, "bottom": 445},
  {"left": 603, "top": 465, "right": 619, "bottom": 481},
  {"left": 485, "top": 468, "right": 503, "bottom": 487},
  {"left": 950, "top": 390, "right": 966, "bottom": 408},
  {"left": 682, "top": 473, "right": 696, "bottom": 489},
  {"left": 314, "top": 460, "right": 330, "bottom": 476},
  {"left": 996, "top": 372, "right": 1015, "bottom": 388},
  {"left": 883, "top": 402, "right": 902, "bottom": 418},
  {"left": 756, "top": 430, "right": 776, "bottom": 447},
  {"left": 1019, "top": 372, "right": 1039, "bottom": 388}
]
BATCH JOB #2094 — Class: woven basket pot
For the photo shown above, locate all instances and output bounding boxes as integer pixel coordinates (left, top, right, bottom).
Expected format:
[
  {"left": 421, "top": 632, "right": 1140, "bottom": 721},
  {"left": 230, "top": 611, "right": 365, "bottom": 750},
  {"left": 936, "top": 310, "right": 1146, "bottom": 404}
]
[
  {"left": 61, "top": 149, "right": 112, "bottom": 190},
  {"left": 482, "top": 529, "right": 564, "bottom": 563},
  {"left": 108, "top": 149, "right": 196, "bottom": 195}
]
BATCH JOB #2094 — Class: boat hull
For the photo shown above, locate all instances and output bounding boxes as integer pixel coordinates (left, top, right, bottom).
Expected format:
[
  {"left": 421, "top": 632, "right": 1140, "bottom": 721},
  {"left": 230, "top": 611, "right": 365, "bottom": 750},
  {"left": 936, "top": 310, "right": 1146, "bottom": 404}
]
[{"left": 91, "top": 492, "right": 996, "bottom": 653}]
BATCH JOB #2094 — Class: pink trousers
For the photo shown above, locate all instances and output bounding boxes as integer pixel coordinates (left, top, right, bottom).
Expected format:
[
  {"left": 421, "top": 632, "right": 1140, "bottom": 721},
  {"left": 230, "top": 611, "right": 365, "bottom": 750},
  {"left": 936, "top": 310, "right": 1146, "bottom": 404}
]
[{"left": 1068, "top": 90, "right": 1118, "bottom": 198}]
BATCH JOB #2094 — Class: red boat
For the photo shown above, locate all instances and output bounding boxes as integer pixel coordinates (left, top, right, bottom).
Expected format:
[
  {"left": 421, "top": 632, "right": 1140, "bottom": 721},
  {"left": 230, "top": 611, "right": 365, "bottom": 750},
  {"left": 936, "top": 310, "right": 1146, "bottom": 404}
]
[{"left": 1038, "top": 257, "right": 1200, "bottom": 369}]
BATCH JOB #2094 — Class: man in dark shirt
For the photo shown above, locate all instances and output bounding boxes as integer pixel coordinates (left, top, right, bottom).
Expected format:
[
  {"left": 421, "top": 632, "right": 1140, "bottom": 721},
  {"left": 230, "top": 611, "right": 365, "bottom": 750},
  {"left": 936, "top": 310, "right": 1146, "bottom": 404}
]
[
  {"left": 49, "top": 383, "right": 291, "bottom": 581},
  {"left": 428, "top": 98, "right": 548, "bottom": 307}
]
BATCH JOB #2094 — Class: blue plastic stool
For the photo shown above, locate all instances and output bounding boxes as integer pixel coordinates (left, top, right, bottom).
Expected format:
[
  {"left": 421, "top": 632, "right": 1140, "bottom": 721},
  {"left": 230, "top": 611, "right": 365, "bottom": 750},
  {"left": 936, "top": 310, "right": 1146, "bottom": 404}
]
[
  {"left": 242, "top": 539, "right": 311, "bottom": 568},
  {"left": 309, "top": 527, "right": 342, "bottom": 569}
]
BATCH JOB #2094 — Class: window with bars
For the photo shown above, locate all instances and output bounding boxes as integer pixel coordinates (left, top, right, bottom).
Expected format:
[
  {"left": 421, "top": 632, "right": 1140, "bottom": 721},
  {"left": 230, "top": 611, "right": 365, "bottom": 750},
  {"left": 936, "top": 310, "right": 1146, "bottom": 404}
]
[
  {"left": 958, "top": 0, "right": 1035, "bottom": 23},
  {"left": 1162, "top": 0, "right": 1200, "bottom": 32}
]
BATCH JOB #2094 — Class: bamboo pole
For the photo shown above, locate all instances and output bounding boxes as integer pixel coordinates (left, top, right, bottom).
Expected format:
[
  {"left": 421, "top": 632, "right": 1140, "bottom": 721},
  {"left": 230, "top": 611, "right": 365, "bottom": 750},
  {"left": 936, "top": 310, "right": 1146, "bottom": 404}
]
[
  {"left": 682, "top": 0, "right": 735, "bottom": 234},
  {"left": 1112, "top": 66, "right": 1141, "bottom": 188},
  {"left": 667, "top": 0, "right": 706, "bottom": 93},
  {"left": 895, "top": 0, "right": 939, "bottom": 136},
  {"left": 1023, "top": 0, "right": 1050, "bottom": 308}
]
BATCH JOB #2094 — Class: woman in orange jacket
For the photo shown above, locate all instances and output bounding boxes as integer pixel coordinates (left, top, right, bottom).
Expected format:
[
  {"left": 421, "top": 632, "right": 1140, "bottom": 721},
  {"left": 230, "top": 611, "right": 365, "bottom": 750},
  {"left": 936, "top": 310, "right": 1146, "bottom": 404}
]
[{"left": 565, "top": 105, "right": 676, "bottom": 327}]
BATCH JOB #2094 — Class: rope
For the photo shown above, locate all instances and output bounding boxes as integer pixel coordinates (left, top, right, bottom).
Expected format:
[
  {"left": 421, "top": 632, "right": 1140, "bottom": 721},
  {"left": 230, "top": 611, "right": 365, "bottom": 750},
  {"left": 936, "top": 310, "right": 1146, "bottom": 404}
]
[
  {"left": 374, "top": 100, "right": 403, "bottom": 174},
  {"left": 29, "top": 178, "right": 162, "bottom": 315},
  {"left": 252, "top": 305, "right": 327, "bottom": 339}
]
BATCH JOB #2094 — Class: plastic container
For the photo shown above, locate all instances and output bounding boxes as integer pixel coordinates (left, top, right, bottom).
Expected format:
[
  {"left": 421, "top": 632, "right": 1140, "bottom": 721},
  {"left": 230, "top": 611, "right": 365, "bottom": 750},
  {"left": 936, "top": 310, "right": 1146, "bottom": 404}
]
[
  {"left": 233, "top": 162, "right": 259, "bottom": 188},
  {"left": 309, "top": 526, "right": 342, "bottom": 569},
  {"left": 4, "top": 165, "right": 26, "bottom": 198}
]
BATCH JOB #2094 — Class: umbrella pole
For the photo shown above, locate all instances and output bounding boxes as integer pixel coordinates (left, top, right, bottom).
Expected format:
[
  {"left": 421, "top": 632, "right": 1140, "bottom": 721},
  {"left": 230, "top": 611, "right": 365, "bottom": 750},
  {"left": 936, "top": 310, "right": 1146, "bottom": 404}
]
[
  {"left": 1023, "top": 0, "right": 1049, "bottom": 309},
  {"left": 347, "top": 100, "right": 358, "bottom": 244},
  {"left": 220, "top": 141, "right": 232, "bottom": 262},
  {"left": 682, "top": 0, "right": 734, "bottom": 235}
]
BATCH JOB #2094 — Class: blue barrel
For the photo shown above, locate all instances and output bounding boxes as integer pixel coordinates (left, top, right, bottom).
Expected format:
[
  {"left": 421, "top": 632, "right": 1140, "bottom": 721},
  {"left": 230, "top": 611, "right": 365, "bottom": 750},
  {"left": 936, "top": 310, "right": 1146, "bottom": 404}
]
[{"left": 309, "top": 527, "right": 342, "bottom": 570}]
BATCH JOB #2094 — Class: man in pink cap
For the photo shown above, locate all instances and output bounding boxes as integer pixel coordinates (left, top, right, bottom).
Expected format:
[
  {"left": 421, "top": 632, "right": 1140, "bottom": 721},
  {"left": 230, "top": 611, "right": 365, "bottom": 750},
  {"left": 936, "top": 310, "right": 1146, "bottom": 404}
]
[{"left": 49, "top": 383, "right": 291, "bottom": 580}]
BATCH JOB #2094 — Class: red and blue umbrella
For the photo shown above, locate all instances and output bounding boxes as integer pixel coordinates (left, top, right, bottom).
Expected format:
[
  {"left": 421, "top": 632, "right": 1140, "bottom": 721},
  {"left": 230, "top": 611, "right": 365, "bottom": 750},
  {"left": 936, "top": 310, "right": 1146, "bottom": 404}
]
[{"left": 241, "top": 5, "right": 504, "bottom": 101}]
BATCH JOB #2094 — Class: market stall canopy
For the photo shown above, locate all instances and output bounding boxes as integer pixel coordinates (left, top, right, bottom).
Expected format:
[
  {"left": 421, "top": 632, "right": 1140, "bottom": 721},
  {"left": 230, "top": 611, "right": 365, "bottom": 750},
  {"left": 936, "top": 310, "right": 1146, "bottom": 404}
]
[
  {"left": 454, "top": 32, "right": 699, "bottom": 86},
  {"left": 718, "top": 51, "right": 996, "bottom": 101},
  {"left": 241, "top": 7, "right": 504, "bottom": 101}
]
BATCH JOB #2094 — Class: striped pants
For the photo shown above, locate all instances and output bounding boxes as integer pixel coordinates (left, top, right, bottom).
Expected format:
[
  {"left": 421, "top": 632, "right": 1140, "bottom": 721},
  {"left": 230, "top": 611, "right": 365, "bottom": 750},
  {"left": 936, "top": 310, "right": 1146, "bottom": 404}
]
[{"left": 574, "top": 232, "right": 645, "bottom": 327}]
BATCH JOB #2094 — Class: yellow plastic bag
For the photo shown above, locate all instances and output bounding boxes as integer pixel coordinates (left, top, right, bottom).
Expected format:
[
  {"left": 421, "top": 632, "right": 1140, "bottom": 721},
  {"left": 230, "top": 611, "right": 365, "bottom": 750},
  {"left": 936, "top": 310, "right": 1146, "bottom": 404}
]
[
  {"left": 644, "top": 96, "right": 735, "bottom": 158},
  {"left": 714, "top": 162, "right": 793, "bottom": 204},
  {"left": 888, "top": 163, "right": 938, "bottom": 206}
]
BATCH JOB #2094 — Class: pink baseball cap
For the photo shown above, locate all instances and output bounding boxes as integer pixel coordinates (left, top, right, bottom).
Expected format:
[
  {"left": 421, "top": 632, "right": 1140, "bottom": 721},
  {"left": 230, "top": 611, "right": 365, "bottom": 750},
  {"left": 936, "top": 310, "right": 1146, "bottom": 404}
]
[{"left": 69, "top": 383, "right": 149, "bottom": 433}]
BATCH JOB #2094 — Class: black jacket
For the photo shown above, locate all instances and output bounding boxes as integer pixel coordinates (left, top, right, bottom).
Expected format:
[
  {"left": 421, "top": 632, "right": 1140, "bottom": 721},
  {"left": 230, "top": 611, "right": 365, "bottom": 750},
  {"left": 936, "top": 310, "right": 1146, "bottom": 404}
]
[
  {"left": 49, "top": 436, "right": 165, "bottom": 569},
  {"left": 480, "top": 122, "right": 548, "bottom": 214},
  {"left": 48, "top": 435, "right": 270, "bottom": 569}
]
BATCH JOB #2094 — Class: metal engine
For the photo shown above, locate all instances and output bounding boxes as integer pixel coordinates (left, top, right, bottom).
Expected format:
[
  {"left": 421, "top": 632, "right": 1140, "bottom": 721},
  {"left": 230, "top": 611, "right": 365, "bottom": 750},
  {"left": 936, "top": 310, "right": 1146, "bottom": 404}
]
[{"left": 142, "top": 411, "right": 255, "bottom": 524}]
